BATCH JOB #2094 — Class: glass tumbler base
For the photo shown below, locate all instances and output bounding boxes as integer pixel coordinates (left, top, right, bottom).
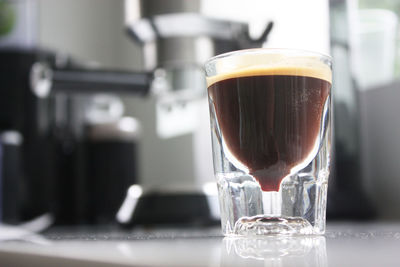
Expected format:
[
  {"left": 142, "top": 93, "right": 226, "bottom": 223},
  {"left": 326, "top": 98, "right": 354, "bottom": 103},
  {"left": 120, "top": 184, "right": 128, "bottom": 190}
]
[{"left": 232, "top": 216, "right": 314, "bottom": 236}]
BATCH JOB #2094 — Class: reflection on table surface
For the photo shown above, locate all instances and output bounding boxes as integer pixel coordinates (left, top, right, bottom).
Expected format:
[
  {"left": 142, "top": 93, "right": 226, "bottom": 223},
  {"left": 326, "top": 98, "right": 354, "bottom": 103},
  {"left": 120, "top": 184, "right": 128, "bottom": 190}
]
[
  {"left": 222, "top": 236, "right": 326, "bottom": 267},
  {"left": 0, "top": 223, "right": 400, "bottom": 266}
]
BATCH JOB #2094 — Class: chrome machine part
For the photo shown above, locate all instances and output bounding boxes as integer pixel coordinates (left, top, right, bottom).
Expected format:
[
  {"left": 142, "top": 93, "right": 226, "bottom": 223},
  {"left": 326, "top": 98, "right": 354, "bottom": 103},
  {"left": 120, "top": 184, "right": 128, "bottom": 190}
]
[
  {"left": 118, "top": 0, "right": 273, "bottom": 226},
  {"left": 125, "top": 0, "right": 273, "bottom": 139},
  {"left": 30, "top": 62, "right": 52, "bottom": 98},
  {"left": 126, "top": 10, "right": 273, "bottom": 70}
]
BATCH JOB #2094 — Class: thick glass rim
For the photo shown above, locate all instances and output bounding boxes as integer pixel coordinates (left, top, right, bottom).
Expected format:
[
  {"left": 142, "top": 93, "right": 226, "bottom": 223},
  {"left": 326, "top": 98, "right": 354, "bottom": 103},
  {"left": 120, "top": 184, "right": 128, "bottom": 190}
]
[{"left": 204, "top": 47, "right": 332, "bottom": 71}]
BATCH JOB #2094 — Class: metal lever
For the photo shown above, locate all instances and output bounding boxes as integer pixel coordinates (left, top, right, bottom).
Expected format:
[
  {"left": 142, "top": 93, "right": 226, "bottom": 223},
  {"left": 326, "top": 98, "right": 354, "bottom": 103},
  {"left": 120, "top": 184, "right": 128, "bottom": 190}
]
[
  {"left": 238, "top": 21, "right": 274, "bottom": 49},
  {"left": 30, "top": 62, "right": 152, "bottom": 98},
  {"left": 252, "top": 21, "right": 274, "bottom": 44}
]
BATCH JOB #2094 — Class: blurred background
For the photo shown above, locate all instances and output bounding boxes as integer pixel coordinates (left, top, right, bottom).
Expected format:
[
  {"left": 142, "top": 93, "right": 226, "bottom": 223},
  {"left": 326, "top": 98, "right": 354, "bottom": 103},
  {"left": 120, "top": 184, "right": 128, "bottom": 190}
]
[{"left": 0, "top": 0, "right": 399, "bottom": 230}]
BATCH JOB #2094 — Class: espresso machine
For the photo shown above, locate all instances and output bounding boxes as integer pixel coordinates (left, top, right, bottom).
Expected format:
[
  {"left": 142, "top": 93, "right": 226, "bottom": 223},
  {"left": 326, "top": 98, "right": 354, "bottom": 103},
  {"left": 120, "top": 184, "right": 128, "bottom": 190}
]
[
  {"left": 0, "top": 0, "right": 273, "bottom": 226},
  {"left": 117, "top": 0, "right": 273, "bottom": 225},
  {"left": 0, "top": 47, "right": 149, "bottom": 224}
]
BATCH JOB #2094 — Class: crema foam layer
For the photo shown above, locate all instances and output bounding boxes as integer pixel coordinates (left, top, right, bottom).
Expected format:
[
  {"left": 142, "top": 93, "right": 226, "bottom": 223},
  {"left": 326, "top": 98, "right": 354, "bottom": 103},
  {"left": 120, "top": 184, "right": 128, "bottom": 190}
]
[{"left": 206, "top": 52, "right": 332, "bottom": 86}]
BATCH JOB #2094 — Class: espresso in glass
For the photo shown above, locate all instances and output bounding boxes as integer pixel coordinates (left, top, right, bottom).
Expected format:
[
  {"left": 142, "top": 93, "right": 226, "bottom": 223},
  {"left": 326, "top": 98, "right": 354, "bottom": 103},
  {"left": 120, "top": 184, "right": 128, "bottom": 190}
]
[
  {"left": 205, "top": 49, "right": 332, "bottom": 235},
  {"left": 208, "top": 70, "right": 330, "bottom": 192}
]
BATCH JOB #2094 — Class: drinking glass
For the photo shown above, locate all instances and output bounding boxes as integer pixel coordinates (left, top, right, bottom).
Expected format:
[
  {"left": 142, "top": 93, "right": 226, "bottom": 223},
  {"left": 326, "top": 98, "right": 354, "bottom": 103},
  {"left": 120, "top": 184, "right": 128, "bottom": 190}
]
[{"left": 205, "top": 48, "right": 332, "bottom": 235}]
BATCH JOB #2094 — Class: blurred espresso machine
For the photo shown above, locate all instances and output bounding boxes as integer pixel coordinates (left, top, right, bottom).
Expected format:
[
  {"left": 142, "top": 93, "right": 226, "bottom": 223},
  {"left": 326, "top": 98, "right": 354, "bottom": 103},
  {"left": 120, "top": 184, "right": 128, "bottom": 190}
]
[
  {"left": 117, "top": 0, "right": 273, "bottom": 225},
  {"left": 0, "top": 48, "right": 149, "bottom": 224},
  {"left": 0, "top": 0, "right": 272, "bottom": 225}
]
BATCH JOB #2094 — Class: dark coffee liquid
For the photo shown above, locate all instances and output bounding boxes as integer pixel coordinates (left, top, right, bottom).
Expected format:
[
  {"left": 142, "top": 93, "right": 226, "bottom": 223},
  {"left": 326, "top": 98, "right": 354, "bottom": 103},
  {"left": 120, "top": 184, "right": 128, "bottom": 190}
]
[{"left": 208, "top": 74, "right": 331, "bottom": 191}]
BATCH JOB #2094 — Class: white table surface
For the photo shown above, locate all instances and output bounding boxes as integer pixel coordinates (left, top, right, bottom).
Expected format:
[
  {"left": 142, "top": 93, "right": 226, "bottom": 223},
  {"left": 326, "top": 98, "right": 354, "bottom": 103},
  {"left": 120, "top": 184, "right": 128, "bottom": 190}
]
[{"left": 0, "top": 222, "right": 400, "bottom": 267}]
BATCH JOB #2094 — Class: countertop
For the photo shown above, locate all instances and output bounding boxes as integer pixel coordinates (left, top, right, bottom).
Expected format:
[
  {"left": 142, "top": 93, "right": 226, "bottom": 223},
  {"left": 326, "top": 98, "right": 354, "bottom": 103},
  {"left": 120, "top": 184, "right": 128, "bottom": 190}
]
[{"left": 0, "top": 222, "right": 400, "bottom": 266}]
